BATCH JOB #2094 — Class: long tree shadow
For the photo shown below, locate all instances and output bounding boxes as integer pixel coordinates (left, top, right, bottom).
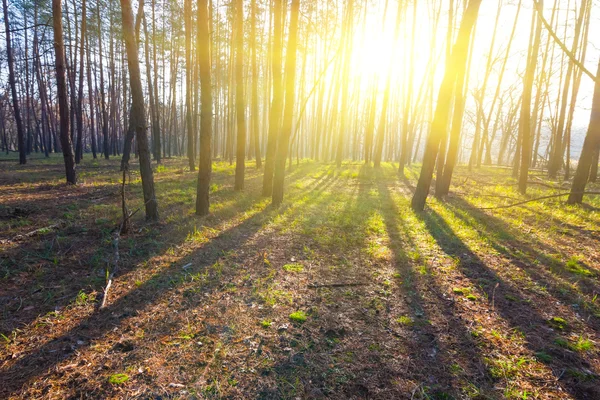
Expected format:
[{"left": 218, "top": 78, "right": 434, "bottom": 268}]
[
  {"left": 376, "top": 172, "right": 495, "bottom": 397},
  {"left": 0, "top": 162, "right": 325, "bottom": 340},
  {"left": 0, "top": 205, "right": 274, "bottom": 398},
  {"left": 444, "top": 196, "right": 600, "bottom": 329},
  {"left": 0, "top": 164, "right": 333, "bottom": 398},
  {"left": 419, "top": 207, "right": 599, "bottom": 399},
  {"left": 254, "top": 166, "right": 411, "bottom": 398}
]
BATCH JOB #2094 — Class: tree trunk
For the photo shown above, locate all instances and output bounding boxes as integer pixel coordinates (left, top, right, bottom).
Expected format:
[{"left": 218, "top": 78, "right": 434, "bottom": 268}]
[
  {"left": 120, "top": 0, "right": 159, "bottom": 220},
  {"left": 233, "top": 0, "right": 246, "bottom": 191},
  {"left": 518, "top": 1, "right": 543, "bottom": 194},
  {"left": 195, "top": 0, "right": 213, "bottom": 216},
  {"left": 250, "top": 0, "right": 262, "bottom": 168},
  {"left": 3, "top": 0, "right": 26, "bottom": 164},
  {"left": 75, "top": 0, "right": 87, "bottom": 163},
  {"left": 568, "top": 58, "right": 600, "bottom": 204},
  {"left": 411, "top": 0, "right": 482, "bottom": 211},
  {"left": 52, "top": 0, "right": 77, "bottom": 183},
  {"left": 262, "top": 0, "right": 284, "bottom": 196},
  {"left": 184, "top": 0, "right": 196, "bottom": 171},
  {"left": 272, "top": 0, "right": 300, "bottom": 206}
]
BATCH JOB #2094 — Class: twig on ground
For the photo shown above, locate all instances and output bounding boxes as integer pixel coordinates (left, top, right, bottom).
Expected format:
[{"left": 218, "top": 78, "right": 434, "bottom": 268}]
[
  {"left": 9, "top": 221, "right": 66, "bottom": 242},
  {"left": 307, "top": 282, "right": 367, "bottom": 288},
  {"left": 478, "top": 192, "right": 600, "bottom": 210}
]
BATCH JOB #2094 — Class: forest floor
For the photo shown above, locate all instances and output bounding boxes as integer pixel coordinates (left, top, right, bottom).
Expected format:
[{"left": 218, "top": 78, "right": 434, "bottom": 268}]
[{"left": 0, "top": 154, "right": 599, "bottom": 400}]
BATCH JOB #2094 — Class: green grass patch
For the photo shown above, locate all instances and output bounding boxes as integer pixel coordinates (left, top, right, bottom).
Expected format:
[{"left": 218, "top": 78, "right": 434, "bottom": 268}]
[
  {"left": 547, "top": 317, "right": 568, "bottom": 330},
  {"left": 289, "top": 311, "right": 307, "bottom": 323},
  {"left": 108, "top": 373, "right": 130, "bottom": 385},
  {"left": 282, "top": 263, "right": 304, "bottom": 273}
]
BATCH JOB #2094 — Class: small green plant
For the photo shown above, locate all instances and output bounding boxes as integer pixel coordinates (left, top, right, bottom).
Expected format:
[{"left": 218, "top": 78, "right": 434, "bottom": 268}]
[
  {"left": 260, "top": 319, "right": 272, "bottom": 328},
  {"left": 565, "top": 256, "right": 593, "bottom": 277},
  {"left": 534, "top": 351, "right": 552, "bottom": 363},
  {"left": 108, "top": 373, "right": 130, "bottom": 385},
  {"left": 155, "top": 164, "right": 167, "bottom": 174},
  {"left": 282, "top": 263, "right": 304, "bottom": 273},
  {"left": 572, "top": 336, "right": 594, "bottom": 352},
  {"left": 548, "top": 317, "right": 568, "bottom": 330},
  {"left": 556, "top": 336, "right": 594, "bottom": 352},
  {"left": 289, "top": 311, "right": 307, "bottom": 323},
  {"left": 466, "top": 294, "right": 477, "bottom": 301},
  {"left": 75, "top": 290, "right": 95, "bottom": 306},
  {"left": 396, "top": 316, "right": 414, "bottom": 326}
]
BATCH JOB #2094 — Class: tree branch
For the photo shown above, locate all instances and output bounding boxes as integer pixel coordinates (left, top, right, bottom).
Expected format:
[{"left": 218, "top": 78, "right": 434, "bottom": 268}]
[{"left": 533, "top": 0, "right": 598, "bottom": 84}]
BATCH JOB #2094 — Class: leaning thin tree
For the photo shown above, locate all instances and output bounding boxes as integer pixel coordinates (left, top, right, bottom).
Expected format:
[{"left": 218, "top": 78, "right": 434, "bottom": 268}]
[{"left": 120, "top": 0, "right": 159, "bottom": 220}]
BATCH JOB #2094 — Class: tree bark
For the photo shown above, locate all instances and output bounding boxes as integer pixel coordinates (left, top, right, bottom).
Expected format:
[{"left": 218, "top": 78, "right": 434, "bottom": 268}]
[
  {"left": 411, "top": 0, "right": 482, "bottom": 211},
  {"left": 120, "top": 0, "right": 159, "bottom": 220},
  {"left": 568, "top": 58, "right": 600, "bottom": 204},
  {"left": 262, "top": 0, "right": 284, "bottom": 196},
  {"left": 52, "top": 0, "right": 77, "bottom": 183},
  {"left": 233, "top": 0, "right": 246, "bottom": 191},
  {"left": 195, "top": 0, "right": 213, "bottom": 216},
  {"left": 272, "top": 0, "right": 300, "bottom": 206},
  {"left": 518, "top": 1, "right": 543, "bottom": 194},
  {"left": 3, "top": 0, "right": 26, "bottom": 164}
]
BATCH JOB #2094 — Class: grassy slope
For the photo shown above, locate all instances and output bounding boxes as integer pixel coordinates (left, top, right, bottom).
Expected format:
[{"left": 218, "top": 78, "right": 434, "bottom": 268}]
[{"left": 0, "top": 154, "right": 599, "bottom": 399}]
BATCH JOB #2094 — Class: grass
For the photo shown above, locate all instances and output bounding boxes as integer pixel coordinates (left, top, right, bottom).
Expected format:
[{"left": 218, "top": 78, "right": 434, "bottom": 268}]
[
  {"left": 0, "top": 155, "right": 599, "bottom": 399},
  {"left": 289, "top": 311, "right": 307, "bottom": 323},
  {"left": 108, "top": 374, "right": 130, "bottom": 385}
]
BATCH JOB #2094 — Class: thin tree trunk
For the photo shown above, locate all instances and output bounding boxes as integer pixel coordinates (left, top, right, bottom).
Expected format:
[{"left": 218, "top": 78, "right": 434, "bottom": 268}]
[
  {"left": 568, "top": 57, "right": 600, "bottom": 204},
  {"left": 3, "top": 0, "right": 26, "bottom": 164},
  {"left": 518, "top": 1, "right": 543, "bottom": 194},
  {"left": 196, "top": 0, "right": 213, "bottom": 216},
  {"left": 234, "top": 0, "right": 246, "bottom": 190},
  {"left": 262, "top": 0, "right": 284, "bottom": 195},
  {"left": 120, "top": 0, "right": 159, "bottom": 220},
  {"left": 272, "top": 0, "right": 300, "bottom": 205},
  {"left": 52, "top": 0, "right": 77, "bottom": 183}
]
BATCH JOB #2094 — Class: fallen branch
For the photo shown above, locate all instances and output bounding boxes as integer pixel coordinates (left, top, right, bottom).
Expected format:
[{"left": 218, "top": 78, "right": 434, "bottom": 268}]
[
  {"left": 478, "top": 192, "right": 600, "bottom": 210},
  {"left": 100, "top": 169, "right": 129, "bottom": 310},
  {"left": 307, "top": 282, "right": 367, "bottom": 289},
  {"left": 11, "top": 221, "right": 66, "bottom": 242}
]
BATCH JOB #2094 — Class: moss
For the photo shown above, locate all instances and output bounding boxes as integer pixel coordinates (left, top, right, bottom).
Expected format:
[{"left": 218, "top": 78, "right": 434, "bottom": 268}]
[
  {"left": 108, "top": 373, "right": 130, "bottom": 385},
  {"left": 282, "top": 263, "right": 304, "bottom": 273},
  {"left": 289, "top": 311, "right": 307, "bottom": 323},
  {"left": 548, "top": 317, "right": 568, "bottom": 330}
]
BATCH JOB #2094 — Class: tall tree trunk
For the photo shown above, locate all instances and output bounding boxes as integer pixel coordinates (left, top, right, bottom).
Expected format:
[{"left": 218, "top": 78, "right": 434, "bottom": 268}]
[
  {"left": 120, "top": 0, "right": 159, "bottom": 220},
  {"left": 411, "top": 0, "right": 482, "bottom": 211},
  {"left": 75, "top": 0, "right": 87, "bottom": 163},
  {"left": 234, "top": 0, "right": 246, "bottom": 190},
  {"left": 184, "top": 0, "right": 196, "bottom": 171},
  {"left": 97, "top": 2, "right": 110, "bottom": 159},
  {"left": 3, "top": 0, "right": 26, "bottom": 164},
  {"left": 52, "top": 0, "right": 77, "bottom": 183},
  {"left": 547, "top": 0, "right": 585, "bottom": 178},
  {"left": 334, "top": 0, "right": 353, "bottom": 167},
  {"left": 262, "top": 0, "right": 284, "bottom": 196},
  {"left": 250, "top": 0, "right": 262, "bottom": 168},
  {"left": 86, "top": 34, "right": 97, "bottom": 158},
  {"left": 195, "top": 0, "right": 213, "bottom": 216},
  {"left": 151, "top": 0, "right": 161, "bottom": 163},
  {"left": 568, "top": 57, "right": 600, "bottom": 204},
  {"left": 518, "top": 1, "right": 543, "bottom": 194},
  {"left": 272, "top": 0, "right": 300, "bottom": 205}
]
